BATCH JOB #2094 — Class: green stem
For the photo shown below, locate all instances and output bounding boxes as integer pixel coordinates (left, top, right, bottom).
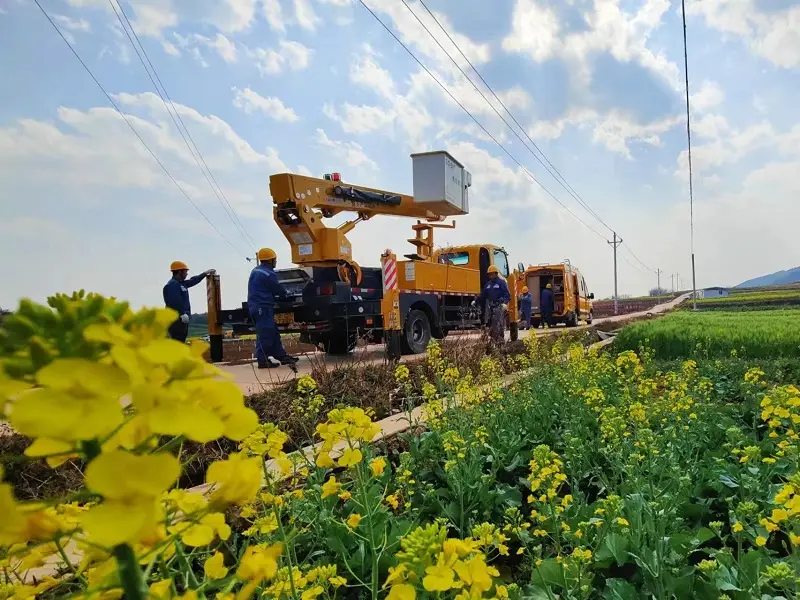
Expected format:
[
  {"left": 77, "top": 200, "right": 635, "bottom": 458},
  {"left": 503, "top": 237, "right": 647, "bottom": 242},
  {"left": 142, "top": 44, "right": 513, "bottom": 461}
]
[
  {"left": 113, "top": 544, "right": 147, "bottom": 600},
  {"left": 356, "top": 463, "right": 379, "bottom": 600}
]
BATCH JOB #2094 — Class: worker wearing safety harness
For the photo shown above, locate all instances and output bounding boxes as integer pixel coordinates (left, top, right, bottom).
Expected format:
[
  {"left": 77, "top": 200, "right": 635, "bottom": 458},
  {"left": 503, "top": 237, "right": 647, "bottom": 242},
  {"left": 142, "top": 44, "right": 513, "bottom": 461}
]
[
  {"left": 248, "top": 248, "right": 299, "bottom": 369},
  {"left": 163, "top": 261, "right": 215, "bottom": 343}
]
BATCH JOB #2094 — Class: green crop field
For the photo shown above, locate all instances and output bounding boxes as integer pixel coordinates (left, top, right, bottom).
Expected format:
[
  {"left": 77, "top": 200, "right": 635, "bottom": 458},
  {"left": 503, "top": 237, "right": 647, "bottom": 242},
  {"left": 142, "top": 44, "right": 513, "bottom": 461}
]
[
  {"left": 697, "top": 289, "right": 800, "bottom": 304},
  {"left": 615, "top": 309, "right": 800, "bottom": 358}
]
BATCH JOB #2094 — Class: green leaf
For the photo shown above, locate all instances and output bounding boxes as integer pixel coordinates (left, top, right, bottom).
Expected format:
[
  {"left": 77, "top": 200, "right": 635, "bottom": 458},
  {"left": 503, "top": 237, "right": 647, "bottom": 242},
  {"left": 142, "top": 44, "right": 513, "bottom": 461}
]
[
  {"left": 695, "top": 527, "right": 717, "bottom": 544},
  {"left": 530, "top": 558, "right": 567, "bottom": 589},
  {"left": 603, "top": 579, "right": 638, "bottom": 600},
  {"left": 596, "top": 533, "right": 630, "bottom": 565},
  {"left": 719, "top": 474, "right": 739, "bottom": 489}
]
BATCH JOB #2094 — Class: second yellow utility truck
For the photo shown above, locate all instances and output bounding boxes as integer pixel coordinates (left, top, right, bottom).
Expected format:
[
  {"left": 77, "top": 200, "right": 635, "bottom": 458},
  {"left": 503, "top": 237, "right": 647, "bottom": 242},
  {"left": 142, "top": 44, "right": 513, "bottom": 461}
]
[
  {"left": 518, "top": 261, "right": 594, "bottom": 327},
  {"left": 206, "top": 151, "right": 520, "bottom": 360}
]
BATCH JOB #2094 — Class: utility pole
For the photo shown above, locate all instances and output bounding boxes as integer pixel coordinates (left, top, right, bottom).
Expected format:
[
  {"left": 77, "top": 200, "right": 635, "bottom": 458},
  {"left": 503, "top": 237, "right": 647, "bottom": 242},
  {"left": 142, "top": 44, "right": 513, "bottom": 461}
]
[
  {"left": 681, "top": 0, "right": 699, "bottom": 310},
  {"left": 656, "top": 268, "right": 662, "bottom": 299},
  {"left": 671, "top": 273, "right": 675, "bottom": 293},
  {"left": 608, "top": 232, "right": 622, "bottom": 315}
]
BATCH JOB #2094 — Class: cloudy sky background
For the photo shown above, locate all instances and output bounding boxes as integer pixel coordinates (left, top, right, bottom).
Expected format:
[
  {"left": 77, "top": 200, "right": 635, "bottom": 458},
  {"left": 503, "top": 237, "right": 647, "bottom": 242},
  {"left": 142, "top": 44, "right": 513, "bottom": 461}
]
[{"left": 1, "top": 0, "right": 798, "bottom": 310}]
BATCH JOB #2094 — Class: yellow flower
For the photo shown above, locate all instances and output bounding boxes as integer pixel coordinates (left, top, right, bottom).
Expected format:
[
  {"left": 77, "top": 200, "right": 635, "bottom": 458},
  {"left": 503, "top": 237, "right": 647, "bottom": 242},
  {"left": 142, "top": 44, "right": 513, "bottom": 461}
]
[
  {"left": 316, "top": 452, "right": 334, "bottom": 468},
  {"left": 616, "top": 518, "right": 630, "bottom": 527},
  {"left": 9, "top": 359, "right": 128, "bottom": 442},
  {"left": 149, "top": 579, "right": 173, "bottom": 599},
  {"left": 423, "top": 559, "right": 455, "bottom": 592},
  {"left": 204, "top": 551, "right": 229, "bottom": 580},
  {"left": 385, "top": 494, "right": 400, "bottom": 510},
  {"left": 177, "top": 512, "right": 232, "bottom": 547},
  {"left": 301, "top": 586, "right": 324, "bottom": 600},
  {"left": 23, "top": 438, "right": 78, "bottom": 468},
  {"left": 82, "top": 450, "right": 179, "bottom": 547},
  {"left": 338, "top": 448, "right": 363, "bottom": 468},
  {"left": 321, "top": 476, "right": 342, "bottom": 499},
  {"left": 370, "top": 456, "right": 387, "bottom": 477},
  {"left": 495, "top": 585, "right": 509, "bottom": 599},
  {"left": 346, "top": 513, "right": 362, "bottom": 529},
  {"left": 387, "top": 584, "right": 416, "bottom": 600},
  {"left": 770, "top": 509, "right": 788, "bottom": 523},
  {"left": 453, "top": 555, "right": 496, "bottom": 593},
  {"left": 236, "top": 543, "right": 283, "bottom": 582},
  {"left": 755, "top": 536, "right": 767, "bottom": 547},
  {"left": 339, "top": 490, "right": 352, "bottom": 501},
  {"left": 206, "top": 452, "right": 263, "bottom": 508},
  {"left": 732, "top": 522, "right": 743, "bottom": 533}
]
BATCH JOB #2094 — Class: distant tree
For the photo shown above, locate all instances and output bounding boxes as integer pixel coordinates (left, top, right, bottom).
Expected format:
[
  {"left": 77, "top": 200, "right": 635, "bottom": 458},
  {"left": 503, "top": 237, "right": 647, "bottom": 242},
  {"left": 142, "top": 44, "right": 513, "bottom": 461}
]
[
  {"left": 619, "top": 294, "right": 632, "bottom": 299},
  {"left": 649, "top": 287, "right": 670, "bottom": 297}
]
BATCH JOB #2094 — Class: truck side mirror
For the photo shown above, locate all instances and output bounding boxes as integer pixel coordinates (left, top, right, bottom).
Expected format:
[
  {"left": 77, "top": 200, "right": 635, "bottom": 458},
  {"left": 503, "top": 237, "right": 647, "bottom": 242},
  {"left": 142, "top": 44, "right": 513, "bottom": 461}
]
[
  {"left": 589, "top": 293, "right": 595, "bottom": 300},
  {"left": 517, "top": 262, "right": 524, "bottom": 273}
]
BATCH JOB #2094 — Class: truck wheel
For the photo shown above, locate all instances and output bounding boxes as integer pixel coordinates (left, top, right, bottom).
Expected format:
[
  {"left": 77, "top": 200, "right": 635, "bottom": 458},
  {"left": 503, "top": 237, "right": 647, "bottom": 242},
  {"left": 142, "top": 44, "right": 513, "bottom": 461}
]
[
  {"left": 401, "top": 309, "right": 431, "bottom": 355},
  {"left": 565, "top": 311, "right": 578, "bottom": 327},
  {"left": 324, "top": 332, "right": 358, "bottom": 355},
  {"left": 509, "top": 321, "right": 519, "bottom": 341},
  {"left": 531, "top": 318, "right": 541, "bottom": 329}
]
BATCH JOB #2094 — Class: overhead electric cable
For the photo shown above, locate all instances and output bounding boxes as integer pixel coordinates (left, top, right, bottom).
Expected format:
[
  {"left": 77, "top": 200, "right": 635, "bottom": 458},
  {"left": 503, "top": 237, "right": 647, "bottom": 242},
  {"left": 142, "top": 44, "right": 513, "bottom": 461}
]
[
  {"left": 33, "top": 0, "right": 246, "bottom": 256},
  {"left": 357, "top": 0, "right": 607, "bottom": 241},
  {"left": 410, "top": 0, "right": 613, "bottom": 233},
  {"left": 108, "top": 0, "right": 258, "bottom": 251},
  {"left": 622, "top": 243, "right": 654, "bottom": 273}
]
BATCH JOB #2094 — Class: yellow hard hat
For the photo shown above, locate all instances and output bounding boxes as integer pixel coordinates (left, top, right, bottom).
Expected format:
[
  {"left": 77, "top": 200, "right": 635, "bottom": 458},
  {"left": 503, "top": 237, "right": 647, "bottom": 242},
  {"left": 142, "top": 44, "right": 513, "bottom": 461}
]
[
  {"left": 170, "top": 260, "right": 189, "bottom": 271},
  {"left": 522, "top": 286, "right": 529, "bottom": 293},
  {"left": 487, "top": 265, "right": 499, "bottom": 274},
  {"left": 257, "top": 248, "right": 277, "bottom": 261},
  {"left": 546, "top": 283, "right": 552, "bottom": 289}
]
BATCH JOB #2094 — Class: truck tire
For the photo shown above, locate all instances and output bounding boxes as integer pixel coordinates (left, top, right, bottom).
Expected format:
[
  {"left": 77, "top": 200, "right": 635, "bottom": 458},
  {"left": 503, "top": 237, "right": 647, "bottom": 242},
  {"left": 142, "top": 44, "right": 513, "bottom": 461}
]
[
  {"left": 401, "top": 309, "right": 431, "bottom": 355},
  {"left": 565, "top": 311, "right": 578, "bottom": 327},
  {"left": 509, "top": 320, "right": 519, "bottom": 341},
  {"left": 324, "top": 331, "right": 358, "bottom": 355},
  {"left": 531, "top": 318, "right": 541, "bottom": 329}
]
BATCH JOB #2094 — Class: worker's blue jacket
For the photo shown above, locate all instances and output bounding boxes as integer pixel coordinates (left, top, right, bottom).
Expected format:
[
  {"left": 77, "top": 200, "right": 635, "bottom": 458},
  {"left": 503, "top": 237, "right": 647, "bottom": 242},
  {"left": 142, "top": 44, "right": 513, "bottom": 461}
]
[
  {"left": 163, "top": 274, "right": 206, "bottom": 317},
  {"left": 248, "top": 264, "right": 289, "bottom": 318},
  {"left": 479, "top": 277, "right": 510, "bottom": 305},
  {"left": 541, "top": 288, "right": 555, "bottom": 312},
  {"left": 519, "top": 292, "right": 532, "bottom": 314}
]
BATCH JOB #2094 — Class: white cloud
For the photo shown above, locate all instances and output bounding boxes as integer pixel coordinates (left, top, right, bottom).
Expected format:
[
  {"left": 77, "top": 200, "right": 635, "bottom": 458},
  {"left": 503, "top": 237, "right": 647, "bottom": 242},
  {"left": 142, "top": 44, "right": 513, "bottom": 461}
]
[
  {"left": 315, "top": 129, "right": 379, "bottom": 171},
  {"left": 249, "top": 39, "right": 313, "bottom": 75},
  {"left": 323, "top": 102, "right": 394, "bottom": 134},
  {"left": 233, "top": 87, "right": 299, "bottom": 122},
  {"left": 293, "top": 0, "right": 320, "bottom": 31},
  {"left": 184, "top": 33, "right": 238, "bottom": 63},
  {"left": 51, "top": 14, "right": 91, "bottom": 32},
  {"left": 690, "top": 81, "right": 724, "bottom": 112},
  {"left": 687, "top": 0, "right": 800, "bottom": 68},
  {"left": 504, "top": 0, "right": 678, "bottom": 89},
  {"left": 262, "top": 0, "right": 286, "bottom": 33}
]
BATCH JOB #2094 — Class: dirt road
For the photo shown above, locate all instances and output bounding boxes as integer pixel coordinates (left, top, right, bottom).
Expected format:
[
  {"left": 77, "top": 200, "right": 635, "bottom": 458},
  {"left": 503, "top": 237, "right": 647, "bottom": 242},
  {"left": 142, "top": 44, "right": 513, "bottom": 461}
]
[{"left": 221, "top": 293, "right": 690, "bottom": 395}]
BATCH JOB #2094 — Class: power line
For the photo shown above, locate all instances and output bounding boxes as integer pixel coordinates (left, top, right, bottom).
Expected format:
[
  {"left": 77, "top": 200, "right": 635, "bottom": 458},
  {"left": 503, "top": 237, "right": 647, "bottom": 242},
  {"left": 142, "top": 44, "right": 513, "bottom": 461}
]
[
  {"left": 33, "top": 0, "right": 245, "bottom": 256},
  {"left": 108, "top": 0, "right": 258, "bottom": 251},
  {"left": 412, "top": 0, "right": 613, "bottom": 234},
  {"left": 357, "top": 0, "right": 607, "bottom": 241},
  {"left": 622, "top": 243, "right": 654, "bottom": 273}
]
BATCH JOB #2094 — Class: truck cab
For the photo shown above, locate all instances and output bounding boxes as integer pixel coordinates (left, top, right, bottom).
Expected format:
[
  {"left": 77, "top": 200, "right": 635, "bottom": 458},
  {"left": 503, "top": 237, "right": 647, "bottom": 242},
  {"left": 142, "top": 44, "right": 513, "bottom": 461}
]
[{"left": 518, "top": 261, "right": 594, "bottom": 328}]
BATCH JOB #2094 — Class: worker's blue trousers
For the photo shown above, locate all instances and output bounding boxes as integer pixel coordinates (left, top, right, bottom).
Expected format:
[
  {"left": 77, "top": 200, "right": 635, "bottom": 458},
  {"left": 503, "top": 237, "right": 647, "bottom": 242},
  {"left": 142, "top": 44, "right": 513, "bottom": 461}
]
[
  {"left": 252, "top": 307, "right": 289, "bottom": 366},
  {"left": 520, "top": 309, "right": 532, "bottom": 328}
]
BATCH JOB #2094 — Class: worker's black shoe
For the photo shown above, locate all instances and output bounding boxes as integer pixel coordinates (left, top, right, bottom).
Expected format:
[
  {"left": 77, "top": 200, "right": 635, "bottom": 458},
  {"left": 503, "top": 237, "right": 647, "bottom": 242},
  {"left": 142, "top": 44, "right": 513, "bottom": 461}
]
[
  {"left": 257, "top": 362, "right": 280, "bottom": 369},
  {"left": 279, "top": 355, "right": 299, "bottom": 365}
]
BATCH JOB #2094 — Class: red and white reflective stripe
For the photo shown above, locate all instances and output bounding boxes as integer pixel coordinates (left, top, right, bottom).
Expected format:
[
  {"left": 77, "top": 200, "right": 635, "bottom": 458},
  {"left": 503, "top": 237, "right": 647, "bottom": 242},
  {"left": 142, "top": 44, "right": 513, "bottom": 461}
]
[
  {"left": 382, "top": 255, "right": 398, "bottom": 291},
  {"left": 351, "top": 287, "right": 378, "bottom": 294}
]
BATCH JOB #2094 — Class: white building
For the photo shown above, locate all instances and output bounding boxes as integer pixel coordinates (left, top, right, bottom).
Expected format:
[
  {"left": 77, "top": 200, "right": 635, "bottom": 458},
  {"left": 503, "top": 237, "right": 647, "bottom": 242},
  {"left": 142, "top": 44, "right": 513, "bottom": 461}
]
[{"left": 697, "top": 287, "right": 729, "bottom": 299}]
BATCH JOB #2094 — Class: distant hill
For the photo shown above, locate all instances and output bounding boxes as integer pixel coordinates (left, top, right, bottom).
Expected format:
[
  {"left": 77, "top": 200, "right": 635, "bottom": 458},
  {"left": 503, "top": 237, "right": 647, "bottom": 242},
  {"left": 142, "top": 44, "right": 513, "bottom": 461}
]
[{"left": 737, "top": 267, "right": 800, "bottom": 288}]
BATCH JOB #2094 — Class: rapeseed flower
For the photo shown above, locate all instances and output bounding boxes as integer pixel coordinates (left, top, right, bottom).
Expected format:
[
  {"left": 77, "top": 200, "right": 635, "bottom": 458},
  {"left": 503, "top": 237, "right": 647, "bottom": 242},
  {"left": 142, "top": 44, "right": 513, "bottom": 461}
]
[
  {"left": 204, "top": 551, "right": 229, "bottom": 580},
  {"left": 206, "top": 452, "right": 263, "bottom": 508},
  {"left": 370, "top": 456, "right": 387, "bottom": 477}
]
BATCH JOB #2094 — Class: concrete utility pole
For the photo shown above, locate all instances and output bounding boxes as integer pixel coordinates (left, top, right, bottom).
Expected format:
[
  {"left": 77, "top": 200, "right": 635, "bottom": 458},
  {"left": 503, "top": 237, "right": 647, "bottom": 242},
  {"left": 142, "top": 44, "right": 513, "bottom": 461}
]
[
  {"left": 656, "top": 268, "right": 662, "bottom": 298},
  {"left": 608, "top": 232, "right": 622, "bottom": 315},
  {"left": 671, "top": 273, "right": 675, "bottom": 293}
]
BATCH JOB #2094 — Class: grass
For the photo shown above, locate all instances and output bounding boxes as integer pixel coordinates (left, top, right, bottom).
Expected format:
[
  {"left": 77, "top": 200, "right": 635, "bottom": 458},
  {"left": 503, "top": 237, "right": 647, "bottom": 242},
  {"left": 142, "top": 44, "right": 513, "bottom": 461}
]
[{"left": 614, "top": 308, "right": 800, "bottom": 359}]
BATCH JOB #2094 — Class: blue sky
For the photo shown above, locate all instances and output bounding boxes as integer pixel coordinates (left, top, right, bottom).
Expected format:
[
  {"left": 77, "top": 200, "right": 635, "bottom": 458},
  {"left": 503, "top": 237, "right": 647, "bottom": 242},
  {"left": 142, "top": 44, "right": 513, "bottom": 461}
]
[{"left": 1, "top": 0, "right": 799, "bottom": 310}]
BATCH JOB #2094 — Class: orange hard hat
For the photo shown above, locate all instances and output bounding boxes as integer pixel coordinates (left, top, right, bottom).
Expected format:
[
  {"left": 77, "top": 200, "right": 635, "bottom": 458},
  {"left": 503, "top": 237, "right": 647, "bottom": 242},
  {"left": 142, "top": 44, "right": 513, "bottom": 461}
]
[
  {"left": 487, "top": 265, "right": 499, "bottom": 274},
  {"left": 257, "top": 248, "right": 277, "bottom": 261},
  {"left": 170, "top": 260, "right": 189, "bottom": 272},
  {"left": 522, "top": 286, "right": 529, "bottom": 293}
]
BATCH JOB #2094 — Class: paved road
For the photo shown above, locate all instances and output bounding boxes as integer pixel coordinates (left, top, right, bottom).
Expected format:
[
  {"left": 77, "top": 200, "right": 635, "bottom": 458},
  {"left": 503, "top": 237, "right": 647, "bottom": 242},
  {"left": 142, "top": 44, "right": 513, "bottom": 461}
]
[{"left": 222, "top": 293, "right": 691, "bottom": 395}]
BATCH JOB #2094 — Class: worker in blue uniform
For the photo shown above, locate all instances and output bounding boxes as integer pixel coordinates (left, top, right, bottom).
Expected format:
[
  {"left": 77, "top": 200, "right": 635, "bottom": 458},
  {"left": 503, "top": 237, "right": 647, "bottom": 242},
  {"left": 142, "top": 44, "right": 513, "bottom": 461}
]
[
  {"left": 540, "top": 282, "right": 555, "bottom": 328},
  {"left": 248, "top": 247, "right": 299, "bottom": 369},
  {"left": 163, "top": 260, "right": 215, "bottom": 343},
  {"left": 473, "top": 265, "right": 510, "bottom": 341},
  {"left": 519, "top": 285, "right": 532, "bottom": 330}
]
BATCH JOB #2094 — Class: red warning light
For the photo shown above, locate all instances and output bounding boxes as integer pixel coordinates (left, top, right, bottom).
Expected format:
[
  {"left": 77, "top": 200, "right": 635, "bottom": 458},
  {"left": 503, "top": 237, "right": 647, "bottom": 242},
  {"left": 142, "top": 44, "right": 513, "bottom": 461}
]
[{"left": 331, "top": 172, "right": 341, "bottom": 182}]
